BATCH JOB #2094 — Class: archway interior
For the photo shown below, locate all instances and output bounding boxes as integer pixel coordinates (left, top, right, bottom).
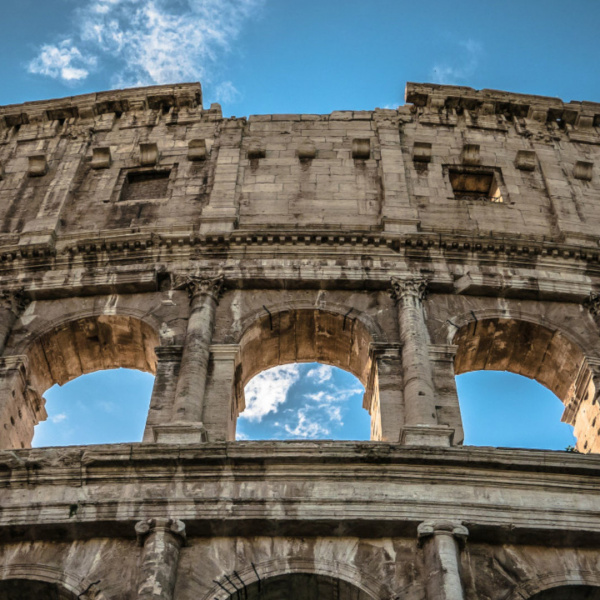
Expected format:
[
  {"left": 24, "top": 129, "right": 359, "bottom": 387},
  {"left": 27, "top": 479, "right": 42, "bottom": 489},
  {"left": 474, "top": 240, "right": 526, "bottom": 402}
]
[
  {"left": 1, "top": 315, "right": 158, "bottom": 449},
  {"left": 237, "top": 362, "right": 369, "bottom": 440},
  {"left": 529, "top": 585, "right": 600, "bottom": 599},
  {"left": 225, "top": 573, "right": 373, "bottom": 600},
  {"left": 234, "top": 309, "right": 375, "bottom": 440},
  {"left": 0, "top": 579, "right": 78, "bottom": 600},
  {"left": 453, "top": 318, "right": 598, "bottom": 452}
]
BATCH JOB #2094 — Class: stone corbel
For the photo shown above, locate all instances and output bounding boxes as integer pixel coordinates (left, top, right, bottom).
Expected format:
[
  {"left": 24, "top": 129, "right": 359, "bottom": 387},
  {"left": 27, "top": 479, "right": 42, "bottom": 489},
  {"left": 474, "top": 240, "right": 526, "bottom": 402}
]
[
  {"left": 140, "top": 142, "right": 159, "bottom": 166},
  {"left": 28, "top": 154, "right": 48, "bottom": 177}
]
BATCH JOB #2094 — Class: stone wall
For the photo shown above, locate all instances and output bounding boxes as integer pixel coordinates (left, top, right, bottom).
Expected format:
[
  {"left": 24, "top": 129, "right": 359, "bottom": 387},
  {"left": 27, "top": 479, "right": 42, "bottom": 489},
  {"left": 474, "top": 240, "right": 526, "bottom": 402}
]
[{"left": 0, "top": 82, "right": 600, "bottom": 599}]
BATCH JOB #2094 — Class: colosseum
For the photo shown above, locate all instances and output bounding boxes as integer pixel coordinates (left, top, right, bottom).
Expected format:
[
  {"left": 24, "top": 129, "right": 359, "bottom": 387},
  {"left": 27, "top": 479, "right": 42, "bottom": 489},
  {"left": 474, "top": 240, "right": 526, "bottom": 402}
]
[{"left": 0, "top": 81, "right": 599, "bottom": 599}]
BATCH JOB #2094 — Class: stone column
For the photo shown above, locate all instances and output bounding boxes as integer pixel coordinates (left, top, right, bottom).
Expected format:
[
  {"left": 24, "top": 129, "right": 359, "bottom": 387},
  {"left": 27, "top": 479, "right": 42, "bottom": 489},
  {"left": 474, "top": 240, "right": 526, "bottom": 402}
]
[
  {"left": 155, "top": 275, "right": 223, "bottom": 443},
  {"left": 143, "top": 346, "right": 183, "bottom": 443},
  {"left": 417, "top": 520, "right": 469, "bottom": 600},
  {"left": 390, "top": 277, "right": 452, "bottom": 446},
  {"left": 135, "top": 518, "right": 186, "bottom": 600}
]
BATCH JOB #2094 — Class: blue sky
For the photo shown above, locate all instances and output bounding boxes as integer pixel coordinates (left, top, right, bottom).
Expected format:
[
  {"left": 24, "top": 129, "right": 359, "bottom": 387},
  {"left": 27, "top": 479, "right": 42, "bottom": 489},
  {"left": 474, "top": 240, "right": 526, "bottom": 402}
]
[{"left": 1, "top": 0, "right": 592, "bottom": 448}]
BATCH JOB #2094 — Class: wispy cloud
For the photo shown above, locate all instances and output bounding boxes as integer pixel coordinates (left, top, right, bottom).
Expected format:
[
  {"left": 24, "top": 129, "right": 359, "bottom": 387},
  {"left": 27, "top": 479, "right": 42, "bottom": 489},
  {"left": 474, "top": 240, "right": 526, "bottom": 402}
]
[
  {"left": 431, "top": 39, "right": 482, "bottom": 85},
  {"left": 306, "top": 364, "right": 333, "bottom": 384},
  {"left": 284, "top": 408, "right": 330, "bottom": 439},
  {"left": 50, "top": 413, "right": 68, "bottom": 424},
  {"left": 28, "top": 40, "right": 96, "bottom": 82},
  {"left": 27, "top": 0, "right": 263, "bottom": 94},
  {"left": 243, "top": 364, "right": 300, "bottom": 422}
]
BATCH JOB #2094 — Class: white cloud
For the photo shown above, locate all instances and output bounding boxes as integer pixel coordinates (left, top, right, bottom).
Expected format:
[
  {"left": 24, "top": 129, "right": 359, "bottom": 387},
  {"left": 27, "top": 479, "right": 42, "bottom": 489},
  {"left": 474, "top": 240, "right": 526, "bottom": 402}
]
[
  {"left": 243, "top": 364, "right": 300, "bottom": 422},
  {"left": 306, "top": 364, "right": 333, "bottom": 384},
  {"left": 28, "top": 40, "right": 96, "bottom": 82},
  {"left": 50, "top": 413, "right": 68, "bottom": 424},
  {"left": 284, "top": 409, "right": 330, "bottom": 439},
  {"left": 431, "top": 39, "right": 482, "bottom": 85},
  {"left": 28, "top": 0, "right": 263, "bottom": 93}
]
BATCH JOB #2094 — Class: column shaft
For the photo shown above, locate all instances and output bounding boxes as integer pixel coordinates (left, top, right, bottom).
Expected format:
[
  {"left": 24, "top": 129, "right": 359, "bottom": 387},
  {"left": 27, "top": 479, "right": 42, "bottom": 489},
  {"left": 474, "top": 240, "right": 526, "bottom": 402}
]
[
  {"left": 418, "top": 521, "right": 468, "bottom": 600},
  {"left": 391, "top": 277, "right": 437, "bottom": 426},
  {"left": 172, "top": 276, "right": 223, "bottom": 423},
  {"left": 135, "top": 519, "right": 186, "bottom": 600}
]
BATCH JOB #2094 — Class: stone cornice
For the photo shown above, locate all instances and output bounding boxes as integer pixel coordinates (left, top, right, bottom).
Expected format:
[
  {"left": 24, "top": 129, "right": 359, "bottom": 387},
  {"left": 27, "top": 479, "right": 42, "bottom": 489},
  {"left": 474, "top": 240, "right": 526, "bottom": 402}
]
[{"left": 1, "top": 443, "right": 600, "bottom": 545}]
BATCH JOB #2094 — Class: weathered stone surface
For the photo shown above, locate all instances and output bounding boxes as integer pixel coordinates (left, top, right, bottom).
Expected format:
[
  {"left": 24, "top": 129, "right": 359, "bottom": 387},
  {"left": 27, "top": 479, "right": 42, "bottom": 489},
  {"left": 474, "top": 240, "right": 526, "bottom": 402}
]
[{"left": 0, "top": 81, "right": 599, "bottom": 598}]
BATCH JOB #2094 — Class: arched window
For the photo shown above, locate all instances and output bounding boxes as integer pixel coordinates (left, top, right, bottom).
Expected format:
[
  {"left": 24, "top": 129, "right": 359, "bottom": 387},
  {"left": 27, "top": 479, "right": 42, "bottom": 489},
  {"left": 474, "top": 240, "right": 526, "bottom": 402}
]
[
  {"left": 0, "top": 314, "right": 158, "bottom": 449},
  {"left": 453, "top": 317, "right": 597, "bottom": 452},
  {"left": 237, "top": 362, "right": 368, "bottom": 440},
  {"left": 233, "top": 308, "right": 376, "bottom": 441}
]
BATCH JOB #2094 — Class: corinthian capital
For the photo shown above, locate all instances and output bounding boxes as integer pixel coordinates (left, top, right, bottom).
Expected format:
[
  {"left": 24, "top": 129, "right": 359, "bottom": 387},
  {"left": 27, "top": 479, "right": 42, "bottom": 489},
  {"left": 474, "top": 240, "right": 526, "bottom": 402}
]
[
  {"left": 390, "top": 276, "right": 428, "bottom": 303},
  {"left": 0, "top": 289, "right": 30, "bottom": 315},
  {"left": 172, "top": 274, "right": 224, "bottom": 302},
  {"left": 135, "top": 518, "right": 186, "bottom": 546}
]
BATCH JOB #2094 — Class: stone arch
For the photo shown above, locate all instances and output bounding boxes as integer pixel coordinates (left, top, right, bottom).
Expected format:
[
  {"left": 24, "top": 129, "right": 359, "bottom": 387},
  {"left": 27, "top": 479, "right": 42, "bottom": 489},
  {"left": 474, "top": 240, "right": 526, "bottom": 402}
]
[
  {"left": 0, "top": 305, "right": 160, "bottom": 449},
  {"left": 202, "top": 558, "right": 387, "bottom": 600},
  {"left": 232, "top": 306, "right": 376, "bottom": 440},
  {"left": 0, "top": 564, "right": 108, "bottom": 600},
  {"left": 506, "top": 570, "right": 600, "bottom": 599},
  {"left": 451, "top": 312, "right": 599, "bottom": 452}
]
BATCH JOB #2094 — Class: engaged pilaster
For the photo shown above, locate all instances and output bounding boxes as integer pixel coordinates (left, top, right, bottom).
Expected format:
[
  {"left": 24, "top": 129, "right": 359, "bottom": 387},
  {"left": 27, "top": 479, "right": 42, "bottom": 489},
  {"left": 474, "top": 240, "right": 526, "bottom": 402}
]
[
  {"left": 390, "top": 277, "right": 452, "bottom": 446},
  {"left": 135, "top": 518, "right": 186, "bottom": 600},
  {"left": 418, "top": 520, "right": 469, "bottom": 600},
  {"left": 0, "top": 290, "right": 29, "bottom": 355}
]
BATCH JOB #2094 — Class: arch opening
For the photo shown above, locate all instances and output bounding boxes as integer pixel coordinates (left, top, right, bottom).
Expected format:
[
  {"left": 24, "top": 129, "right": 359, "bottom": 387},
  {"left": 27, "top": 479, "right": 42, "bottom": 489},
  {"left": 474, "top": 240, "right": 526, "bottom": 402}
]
[
  {"left": 1, "top": 314, "right": 158, "bottom": 449},
  {"left": 222, "top": 573, "right": 375, "bottom": 600},
  {"left": 0, "top": 578, "right": 78, "bottom": 600},
  {"left": 529, "top": 585, "right": 600, "bottom": 599},
  {"left": 233, "top": 308, "right": 378, "bottom": 440},
  {"left": 32, "top": 368, "right": 154, "bottom": 447},
  {"left": 456, "top": 370, "right": 576, "bottom": 450},
  {"left": 237, "top": 362, "right": 368, "bottom": 440},
  {"left": 453, "top": 317, "right": 598, "bottom": 453}
]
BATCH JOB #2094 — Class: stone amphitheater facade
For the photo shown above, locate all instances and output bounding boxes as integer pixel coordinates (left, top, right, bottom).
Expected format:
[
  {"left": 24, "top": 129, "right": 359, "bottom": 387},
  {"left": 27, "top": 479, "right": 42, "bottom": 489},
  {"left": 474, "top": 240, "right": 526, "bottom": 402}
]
[{"left": 0, "top": 82, "right": 599, "bottom": 599}]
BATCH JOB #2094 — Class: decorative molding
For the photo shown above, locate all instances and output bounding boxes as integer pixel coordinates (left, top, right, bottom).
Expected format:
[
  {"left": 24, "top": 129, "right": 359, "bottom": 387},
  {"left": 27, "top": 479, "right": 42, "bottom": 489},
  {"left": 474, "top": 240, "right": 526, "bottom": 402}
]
[
  {"left": 0, "top": 288, "right": 29, "bottom": 315},
  {"left": 585, "top": 291, "right": 600, "bottom": 316}
]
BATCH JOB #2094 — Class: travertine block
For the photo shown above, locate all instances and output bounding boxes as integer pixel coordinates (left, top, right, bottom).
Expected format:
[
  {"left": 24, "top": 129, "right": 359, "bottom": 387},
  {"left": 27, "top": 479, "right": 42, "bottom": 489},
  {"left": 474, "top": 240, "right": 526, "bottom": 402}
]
[
  {"left": 461, "top": 143, "right": 480, "bottom": 165},
  {"left": 413, "top": 142, "right": 432, "bottom": 163},
  {"left": 515, "top": 150, "right": 537, "bottom": 171}
]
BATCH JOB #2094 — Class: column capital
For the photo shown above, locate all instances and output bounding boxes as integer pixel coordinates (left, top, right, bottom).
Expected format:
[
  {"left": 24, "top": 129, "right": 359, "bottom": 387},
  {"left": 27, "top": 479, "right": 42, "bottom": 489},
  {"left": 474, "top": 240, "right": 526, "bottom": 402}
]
[
  {"left": 417, "top": 520, "right": 469, "bottom": 544},
  {"left": 135, "top": 518, "right": 186, "bottom": 546},
  {"left": 172, "top": 274, "right": 224, "bottom": 302},
  {"left": 0, "top": 289, "right": 30, "bottom": 315},
  {"left": 389, "top": 276, "right": 428, "bottom": 303}
]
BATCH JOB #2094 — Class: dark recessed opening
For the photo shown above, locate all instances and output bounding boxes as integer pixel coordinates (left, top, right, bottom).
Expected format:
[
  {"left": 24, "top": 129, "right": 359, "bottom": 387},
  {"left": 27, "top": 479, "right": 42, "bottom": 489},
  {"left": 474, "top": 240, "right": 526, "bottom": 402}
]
[
  {"left": 121, "top": 170, "right": 170, "bottom": 201},
  {"left": 449, "top": 168, "right": 503, "bottom": 203}
]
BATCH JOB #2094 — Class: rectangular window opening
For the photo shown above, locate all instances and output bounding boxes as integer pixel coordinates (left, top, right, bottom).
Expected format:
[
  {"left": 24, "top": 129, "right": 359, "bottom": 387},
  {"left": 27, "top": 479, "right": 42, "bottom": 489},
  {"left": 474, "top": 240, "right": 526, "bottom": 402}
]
[
  {"left": 120, "top": 169, "right": 170, "bottom": 202},
  {"left": 449, "top": 168, "right": 504, "bottom": 203}
]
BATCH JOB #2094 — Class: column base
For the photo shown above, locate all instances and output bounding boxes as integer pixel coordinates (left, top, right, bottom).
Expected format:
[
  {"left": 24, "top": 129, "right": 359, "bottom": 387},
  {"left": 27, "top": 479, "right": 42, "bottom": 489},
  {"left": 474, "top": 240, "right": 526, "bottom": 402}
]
[
  {"left": 400, "top": 425, "right": 454, "bottom": 447},
  {"left": 152, "top": 422, "right": 209, "bottom": 444}
]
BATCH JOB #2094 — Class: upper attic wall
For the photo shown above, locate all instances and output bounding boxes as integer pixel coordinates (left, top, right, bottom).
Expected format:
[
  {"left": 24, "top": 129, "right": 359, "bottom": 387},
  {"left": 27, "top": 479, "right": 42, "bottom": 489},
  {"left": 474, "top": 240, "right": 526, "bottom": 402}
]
[{"left": 0, "top": 82, "right": 599, "bottom": 251}]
